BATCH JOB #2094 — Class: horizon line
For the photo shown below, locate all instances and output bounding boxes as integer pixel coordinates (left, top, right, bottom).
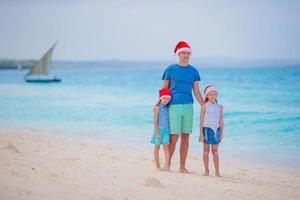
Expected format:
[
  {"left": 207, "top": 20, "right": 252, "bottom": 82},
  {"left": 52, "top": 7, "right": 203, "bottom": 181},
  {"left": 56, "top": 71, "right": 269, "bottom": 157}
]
[{"left": 1, "top": 56, "right": 300, "bottom": 63}]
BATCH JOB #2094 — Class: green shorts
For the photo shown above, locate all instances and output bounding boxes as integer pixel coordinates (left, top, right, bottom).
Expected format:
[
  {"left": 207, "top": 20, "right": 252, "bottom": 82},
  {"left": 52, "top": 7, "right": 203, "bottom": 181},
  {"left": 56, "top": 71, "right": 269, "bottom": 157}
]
[{"left": 169, "top": 103, "right": 193, "bottom": 134}]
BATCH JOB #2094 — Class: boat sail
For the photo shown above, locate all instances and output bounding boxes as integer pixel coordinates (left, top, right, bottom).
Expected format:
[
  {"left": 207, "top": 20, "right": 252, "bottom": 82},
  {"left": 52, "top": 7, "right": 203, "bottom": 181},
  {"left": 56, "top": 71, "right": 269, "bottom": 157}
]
[{"left": 25, "top": 42, "right": 61, "bottom": 83}]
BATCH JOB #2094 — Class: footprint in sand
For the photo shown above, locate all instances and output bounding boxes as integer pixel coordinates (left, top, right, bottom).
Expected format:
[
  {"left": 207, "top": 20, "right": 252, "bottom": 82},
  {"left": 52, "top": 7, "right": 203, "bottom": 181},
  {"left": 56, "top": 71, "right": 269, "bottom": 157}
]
[
  {"left": 110, "top": 156, "right": 119, "bottom": 160},
  {"left": 80, "top": 143, "right": 88, "bottom": 148},
  {"left": 141, "top": 177, "right": 164, "bottom": 188},
  {"left": 4, "top": 143, "right": 21, "bottom": 154},
  {"left": 64, "top": 157, "right": 80, "bottom": 161},
  {"left": 138, "top": 157, "right": 148, "bottom": 161},
  {"left": 11, "top": 170, "right": 19, "bottom": 176},
  {"left": 237, "top": 169, "right": 247, "bottom": 176},
  {"left": 190, "top": 156, "right": 199, "bottom": 160},
  {"left": 100, "top": 196, "right": 113, "bottom": 200}
]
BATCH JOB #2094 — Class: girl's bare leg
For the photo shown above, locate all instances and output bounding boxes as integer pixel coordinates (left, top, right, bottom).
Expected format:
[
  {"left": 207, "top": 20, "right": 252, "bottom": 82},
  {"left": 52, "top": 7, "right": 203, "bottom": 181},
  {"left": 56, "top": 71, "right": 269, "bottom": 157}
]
[
  {"left": 154, "top": 145, "right": 161, "bottom": 170},
  {"left": 212, "top": 144, "right": 221, "bottom": 177},
  {"left": 162, "top": 144, "right": 170, "bottom": 171},
  {"left": 203, "top": 143, "right": 210, "bottom": 176}
]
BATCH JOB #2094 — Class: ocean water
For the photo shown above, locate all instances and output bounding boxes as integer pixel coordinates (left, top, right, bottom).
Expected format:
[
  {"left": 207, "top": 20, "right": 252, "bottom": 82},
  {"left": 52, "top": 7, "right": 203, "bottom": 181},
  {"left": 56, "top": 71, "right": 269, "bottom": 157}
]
[{"left": 0, "top": 62, "right": 300, "bottom": 167}]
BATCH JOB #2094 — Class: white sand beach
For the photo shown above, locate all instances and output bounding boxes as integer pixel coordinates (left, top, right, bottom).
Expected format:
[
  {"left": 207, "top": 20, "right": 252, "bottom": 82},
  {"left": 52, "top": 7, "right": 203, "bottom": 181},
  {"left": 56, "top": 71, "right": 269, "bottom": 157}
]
[{"left": 0, "top": 127, "right": 299, "bottom": 200}]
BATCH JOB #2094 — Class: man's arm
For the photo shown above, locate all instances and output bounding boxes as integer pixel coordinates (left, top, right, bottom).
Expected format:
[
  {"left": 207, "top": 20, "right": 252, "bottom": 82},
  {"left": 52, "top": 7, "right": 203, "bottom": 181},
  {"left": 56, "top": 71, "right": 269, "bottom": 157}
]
[
  {"left": 199, "top": 104, "right": 205, "bottom": 142},
  {"left": 219, "top": 105, "right": 224, "bottom": 142},
  {"left": 162, "top": 80, "right": 169, "bottom": 89},
  {"left": 193, "top": 81, "right": 205, "bottom": 105}
]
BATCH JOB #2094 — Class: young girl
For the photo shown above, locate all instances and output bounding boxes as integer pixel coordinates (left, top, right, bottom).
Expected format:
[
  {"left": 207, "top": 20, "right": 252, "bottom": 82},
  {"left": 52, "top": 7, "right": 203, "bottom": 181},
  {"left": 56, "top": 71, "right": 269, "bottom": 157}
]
[
  {"left": 199, "top": 85, "right": 224, "bottom": 177},
  {"left": 150, "top": 88, "right": 172, "bottom": 171}
]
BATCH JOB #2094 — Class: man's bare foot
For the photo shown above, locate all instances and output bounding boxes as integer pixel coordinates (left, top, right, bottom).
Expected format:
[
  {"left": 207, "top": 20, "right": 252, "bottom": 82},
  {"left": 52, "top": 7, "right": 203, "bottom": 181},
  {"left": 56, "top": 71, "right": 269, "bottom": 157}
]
[
  {"left": 162, "top": 166, "right": 171, "bottom": 172},
  {"left": 179, "top": 168, "right": 190, "bottom": 173},
  {"left": 203, "top": 169, "right": 209, "bottom": 176},
  {"left": 156, "top": 166, "right": 163, "bottom": 171},
  {"left": 215, "top": 172, "right": 222, "bottom": 177}
]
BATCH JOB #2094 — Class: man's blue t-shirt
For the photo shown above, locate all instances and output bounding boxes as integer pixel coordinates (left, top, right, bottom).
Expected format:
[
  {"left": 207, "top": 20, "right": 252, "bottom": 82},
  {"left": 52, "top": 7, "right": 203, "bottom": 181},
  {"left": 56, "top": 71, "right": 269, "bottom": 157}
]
[{"left": 162, "top": 64, "right": 201, "bottom": 105}]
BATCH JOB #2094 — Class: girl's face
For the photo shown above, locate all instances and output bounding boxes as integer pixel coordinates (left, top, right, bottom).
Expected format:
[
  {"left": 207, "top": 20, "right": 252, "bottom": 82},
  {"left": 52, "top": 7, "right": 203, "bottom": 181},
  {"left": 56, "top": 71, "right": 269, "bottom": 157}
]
[
  {"left": 178, "top": 51, "right": 191, "bottom": 63},
  {"left": 160, "top": 96, "right": 171, "bottom": 105},
  {"left": 207, "top": 91, "right": 218, "bottom": 102}
]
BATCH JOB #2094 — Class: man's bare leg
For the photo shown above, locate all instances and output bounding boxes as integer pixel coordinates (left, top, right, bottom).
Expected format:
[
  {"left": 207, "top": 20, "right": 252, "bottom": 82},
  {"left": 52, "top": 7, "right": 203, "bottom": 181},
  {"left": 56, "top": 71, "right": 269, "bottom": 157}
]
[
  {"left": 169, "top": 134, "right": 179, "bottom": 167},
  {"left": 162, "top": 144, "right": 170, "bottom": 171},
  {"left": 179, "top": 133, "right": 190, "bottom": 173}
]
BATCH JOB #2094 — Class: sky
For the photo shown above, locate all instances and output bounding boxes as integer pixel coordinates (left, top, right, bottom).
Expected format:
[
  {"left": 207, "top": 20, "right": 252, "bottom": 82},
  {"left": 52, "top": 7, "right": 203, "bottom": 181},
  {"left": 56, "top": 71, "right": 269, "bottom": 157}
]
[{"left": 0, "top": 0, "right": 300, "bottom": 61}]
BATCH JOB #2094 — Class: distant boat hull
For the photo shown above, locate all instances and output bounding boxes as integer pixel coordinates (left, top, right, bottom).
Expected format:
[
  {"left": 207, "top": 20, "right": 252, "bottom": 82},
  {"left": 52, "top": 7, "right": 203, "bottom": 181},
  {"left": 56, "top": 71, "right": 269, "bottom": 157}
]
[
  {"left": 25, "top": 77, "right": 61, "bottom": 83},
  {"left": 24, "top": 42, "right": 61, "bottom": 83}
]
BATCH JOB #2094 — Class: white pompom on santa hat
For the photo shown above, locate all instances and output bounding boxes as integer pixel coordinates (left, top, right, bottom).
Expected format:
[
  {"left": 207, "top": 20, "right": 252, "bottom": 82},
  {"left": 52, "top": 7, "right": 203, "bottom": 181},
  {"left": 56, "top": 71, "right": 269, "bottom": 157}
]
[
  {"left": 173, "top": 41, "right": 192, "bottom": 56},
  {"left": 204, "top": 85, "right": 218, "bottom": 97},
  {"left": 159, "top": 88, "right": 172, "bottom": 99}
]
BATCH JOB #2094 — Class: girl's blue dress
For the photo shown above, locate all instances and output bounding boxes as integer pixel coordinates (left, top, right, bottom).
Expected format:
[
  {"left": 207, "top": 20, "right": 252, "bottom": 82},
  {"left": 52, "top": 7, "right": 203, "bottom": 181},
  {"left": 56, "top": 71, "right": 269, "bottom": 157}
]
[{"left": 150, "top": 103, "right": 170, "bottom": 145}]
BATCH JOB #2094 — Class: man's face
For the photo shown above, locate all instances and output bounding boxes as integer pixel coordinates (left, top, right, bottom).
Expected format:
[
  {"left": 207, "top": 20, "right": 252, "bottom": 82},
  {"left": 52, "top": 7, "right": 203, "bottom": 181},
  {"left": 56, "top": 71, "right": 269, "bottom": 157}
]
[{"left": 178, "top": 51, "right": 191, "bottom": 62}]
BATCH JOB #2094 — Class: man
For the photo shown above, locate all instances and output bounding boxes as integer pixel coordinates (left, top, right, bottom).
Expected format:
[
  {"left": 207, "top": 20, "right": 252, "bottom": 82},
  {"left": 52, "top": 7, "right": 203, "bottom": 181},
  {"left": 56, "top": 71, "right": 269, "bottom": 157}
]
[{"left": 162, "top": 41, "right": 205, "bottom": 173}]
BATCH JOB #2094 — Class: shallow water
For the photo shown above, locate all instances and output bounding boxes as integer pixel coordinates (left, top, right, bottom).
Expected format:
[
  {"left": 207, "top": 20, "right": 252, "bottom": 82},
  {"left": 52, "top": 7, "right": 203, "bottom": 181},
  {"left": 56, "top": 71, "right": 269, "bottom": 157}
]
[{"left": 0, "top": 62, "right": 299, "bottom": 167}]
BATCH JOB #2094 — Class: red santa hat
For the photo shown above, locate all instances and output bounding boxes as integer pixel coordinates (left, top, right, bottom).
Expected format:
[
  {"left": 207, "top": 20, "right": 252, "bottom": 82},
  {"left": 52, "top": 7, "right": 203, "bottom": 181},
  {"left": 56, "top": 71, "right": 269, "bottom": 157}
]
[
  {"left": 173, "top": 41, "right": 192, "bottom": 56},
  {"left": 204, "top": 85, "right": 217, "bottom": 97},
  {"left": 159, "top": 88, "right": 172, "bottom": 99}
]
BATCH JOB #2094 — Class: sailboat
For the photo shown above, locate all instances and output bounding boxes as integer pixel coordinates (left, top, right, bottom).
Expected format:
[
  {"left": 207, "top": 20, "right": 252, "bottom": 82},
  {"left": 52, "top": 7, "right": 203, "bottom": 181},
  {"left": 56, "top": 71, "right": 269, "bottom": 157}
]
[{"left": 25, "top": 42, "right": 61, "bottom": 83}]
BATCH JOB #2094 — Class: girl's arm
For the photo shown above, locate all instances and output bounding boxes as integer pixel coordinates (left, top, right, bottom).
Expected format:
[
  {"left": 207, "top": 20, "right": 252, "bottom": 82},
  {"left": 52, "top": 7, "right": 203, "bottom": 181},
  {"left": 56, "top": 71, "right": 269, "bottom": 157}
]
[
  {"left": 219, "top": 105, "right": 224, "bottom": 142},
  {"left": 193, "top": 81, "right": 205, "bottom": 105},
  {"left": 153, "top": 106, "right": 160, "bottom": 139},
  {"left": 199, "top": 104, "right": 205, "bottom": 142}
]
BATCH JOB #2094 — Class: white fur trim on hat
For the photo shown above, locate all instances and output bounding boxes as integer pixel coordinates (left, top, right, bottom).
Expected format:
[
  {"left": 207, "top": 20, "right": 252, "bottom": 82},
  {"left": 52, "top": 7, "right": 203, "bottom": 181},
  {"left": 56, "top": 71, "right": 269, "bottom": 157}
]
[
  {"left": 205, "top": 86, "right": 217, "bottom": 97},
  {"left": 159, "top": 95, "right": 171, "bottom": 99},
  {"left": 175, "top": 47, "right": 192, "bottom": 56}
]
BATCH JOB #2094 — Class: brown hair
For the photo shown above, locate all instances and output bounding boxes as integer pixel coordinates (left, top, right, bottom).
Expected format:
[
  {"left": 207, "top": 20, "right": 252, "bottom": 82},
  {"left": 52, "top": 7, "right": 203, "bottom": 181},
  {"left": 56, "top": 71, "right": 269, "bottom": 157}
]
[
  {"left": 154, "top": 98, "right": 161, "bottom": 107},
  {"left": 205, "top": 96, "right": 218, "bottom": 103}
]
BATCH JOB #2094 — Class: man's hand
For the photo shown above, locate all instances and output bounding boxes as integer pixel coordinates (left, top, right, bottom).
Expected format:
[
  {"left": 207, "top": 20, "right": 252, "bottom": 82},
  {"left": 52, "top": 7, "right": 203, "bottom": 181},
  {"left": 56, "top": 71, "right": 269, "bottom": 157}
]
[{"left": 193, "top": 81, "right": 205, "bottom": 105}]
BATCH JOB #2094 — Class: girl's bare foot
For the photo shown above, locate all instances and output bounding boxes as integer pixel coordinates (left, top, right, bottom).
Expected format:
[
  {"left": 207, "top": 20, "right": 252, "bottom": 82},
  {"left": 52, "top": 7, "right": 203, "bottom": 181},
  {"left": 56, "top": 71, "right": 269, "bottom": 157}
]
[
  {"left": 215, "top": 172, "right": 222, "bottom": 177},
  {"left": 162, "top": 166, "right": 171, "bottom": 172},
  {"left": 179, "top": 168, "right": 190, "bottom": 173},
  {"left": 203, "top": 169, "right": 209, "bottom": 176},
  {"left": 156, "top": 166, "right": 163, "bottom": 171}
]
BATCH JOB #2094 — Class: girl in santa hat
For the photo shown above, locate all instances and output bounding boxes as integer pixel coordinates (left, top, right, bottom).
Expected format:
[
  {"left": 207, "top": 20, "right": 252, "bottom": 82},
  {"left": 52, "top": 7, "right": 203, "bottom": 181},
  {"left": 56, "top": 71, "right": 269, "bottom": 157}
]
[
  {"left": 150, "top": 88, "right": 172, "bottom": 171},
  {"left": 199, "top": 85, "right": 224, "bottom": 177}
]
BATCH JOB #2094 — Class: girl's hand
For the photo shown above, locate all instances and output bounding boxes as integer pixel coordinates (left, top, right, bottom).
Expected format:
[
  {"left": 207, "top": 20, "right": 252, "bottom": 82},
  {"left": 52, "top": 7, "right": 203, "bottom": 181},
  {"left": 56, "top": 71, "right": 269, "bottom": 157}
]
[
  {"left": 220, "top": 134, "right": 223, "bottom": 143},
  {"left": 156, "top": 132, "right": 161, "bottom": 141},
  {"left": 199, "top": 132, "right": 204, "bottom": 143}
]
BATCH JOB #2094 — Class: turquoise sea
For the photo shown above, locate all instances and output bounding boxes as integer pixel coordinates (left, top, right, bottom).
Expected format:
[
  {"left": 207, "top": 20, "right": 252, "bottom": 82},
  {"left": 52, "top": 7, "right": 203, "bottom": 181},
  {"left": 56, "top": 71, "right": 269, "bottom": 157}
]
[{"left": 0, "top": 62, "right": 300, "bottom": 167}]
